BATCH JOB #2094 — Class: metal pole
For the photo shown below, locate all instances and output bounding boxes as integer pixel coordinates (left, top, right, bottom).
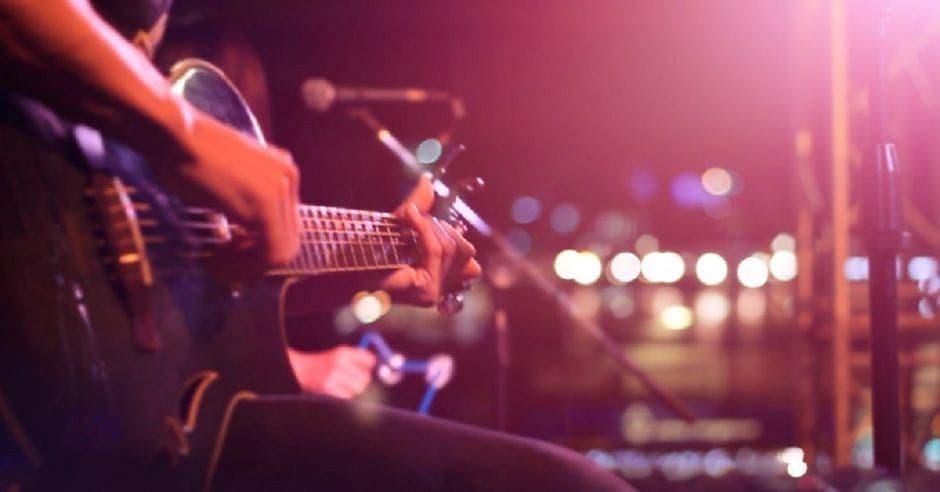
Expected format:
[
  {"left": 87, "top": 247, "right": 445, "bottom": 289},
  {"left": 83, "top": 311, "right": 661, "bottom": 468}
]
[{"left": 865, "top": 0, "right": 908, "bottom": 476}]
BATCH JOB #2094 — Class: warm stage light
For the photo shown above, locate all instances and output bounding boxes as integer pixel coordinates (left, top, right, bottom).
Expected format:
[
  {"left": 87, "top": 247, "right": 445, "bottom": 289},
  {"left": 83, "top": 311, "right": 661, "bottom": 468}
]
[
  {"left": 701, "top": 167, "right": 733, "bottom": 196},
  {"left": 609, "top": 252, "right": 642, "bottom": 284},
  {"left": 554, "top": 249, "right": 580, "bottom": 280},
  {"left": 695, "top": 253, "right": 728, "bottom": 286},
  {"left": 769, "top": 251, "right": 797, "bottom": 281},
  {"left": 352, "top": 290, "right": 391, "bottom": 324},
  {"left": 641, "top": 251, "right": 685, "bottom": 283},
  {"left": 573, "top": 250, "right": 603, "bottom": 286},
  {"left": 660, "top": 305, "right": 693, "bottom": 331},
  {"left": 737, "top": 256, "right": 769, "bottom": 288}
]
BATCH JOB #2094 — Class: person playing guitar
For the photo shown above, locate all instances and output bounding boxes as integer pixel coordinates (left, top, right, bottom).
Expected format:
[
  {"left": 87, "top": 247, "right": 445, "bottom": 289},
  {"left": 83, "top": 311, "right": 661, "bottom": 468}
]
[{"left": 0, "top": 0, "right": 632, "bottom": 490}]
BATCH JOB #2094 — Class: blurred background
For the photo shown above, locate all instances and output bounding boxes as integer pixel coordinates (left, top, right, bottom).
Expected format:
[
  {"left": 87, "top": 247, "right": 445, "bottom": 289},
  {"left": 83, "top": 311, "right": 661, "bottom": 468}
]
[{"left": 158, "top": 1, "right": 940, "bottom": 489}]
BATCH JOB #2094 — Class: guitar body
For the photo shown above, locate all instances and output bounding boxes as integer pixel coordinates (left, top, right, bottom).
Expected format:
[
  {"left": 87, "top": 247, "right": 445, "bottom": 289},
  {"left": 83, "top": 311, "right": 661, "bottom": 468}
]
[{"left": 0, "top": 61, "right": 299, "bottom": 487}]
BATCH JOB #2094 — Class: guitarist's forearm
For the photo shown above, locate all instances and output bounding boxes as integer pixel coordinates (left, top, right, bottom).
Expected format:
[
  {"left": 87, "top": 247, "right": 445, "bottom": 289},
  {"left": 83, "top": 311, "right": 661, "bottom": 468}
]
[{"left": 0, "top": 0, "right": 191, "bottom": 159}]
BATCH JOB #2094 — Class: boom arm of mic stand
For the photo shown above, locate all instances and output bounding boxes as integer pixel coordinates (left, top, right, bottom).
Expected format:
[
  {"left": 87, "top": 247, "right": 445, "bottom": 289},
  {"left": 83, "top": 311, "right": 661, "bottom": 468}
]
[{"left": 346, "top": 109, "right": 695, "bottom": 423}]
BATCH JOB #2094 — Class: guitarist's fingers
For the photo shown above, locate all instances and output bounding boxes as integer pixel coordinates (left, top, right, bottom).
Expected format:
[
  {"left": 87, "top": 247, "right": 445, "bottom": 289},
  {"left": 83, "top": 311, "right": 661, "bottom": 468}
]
[
  {"left": 396, "top": 175, "right": 434, "bottom": 216},
  {"left": 430, "top": 218, "right": 457, "bottom": 287},
  {"left": 462, "top": 258, "right": 483, "bottom": 280},
  {"left": 402, "top": 203, "right": 442, "bottom": 304},
  {"left": 439, "top": 221, "right": 474, "bottom": 287},
  {"left": 259, "top": 153, "right": 300, "bottom": 266}
]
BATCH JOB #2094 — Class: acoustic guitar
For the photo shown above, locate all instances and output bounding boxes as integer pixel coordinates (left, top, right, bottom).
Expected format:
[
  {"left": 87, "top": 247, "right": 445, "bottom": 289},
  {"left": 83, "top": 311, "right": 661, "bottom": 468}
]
[{"left": 0, "top": 59, "right": 449, "bottom": 487}]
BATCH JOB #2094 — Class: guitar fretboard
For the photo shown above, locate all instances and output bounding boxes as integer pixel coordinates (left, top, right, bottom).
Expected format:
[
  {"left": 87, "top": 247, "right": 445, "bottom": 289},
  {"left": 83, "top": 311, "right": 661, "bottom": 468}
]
[{"left": 266, "top": 205, "right": 417, "bottom": 276}]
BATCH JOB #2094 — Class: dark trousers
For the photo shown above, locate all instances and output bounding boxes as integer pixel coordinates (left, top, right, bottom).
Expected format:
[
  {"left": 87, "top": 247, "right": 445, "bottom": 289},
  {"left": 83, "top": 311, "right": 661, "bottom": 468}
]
[{"left": 210, "top": 395, "right": 633, "bottom": 492}]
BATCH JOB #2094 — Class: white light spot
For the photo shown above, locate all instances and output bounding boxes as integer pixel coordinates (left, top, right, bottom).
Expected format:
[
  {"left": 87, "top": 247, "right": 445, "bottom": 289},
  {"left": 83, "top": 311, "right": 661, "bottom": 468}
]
[
  {"left": 695, "top": 253, "right": 728, "bottom": 286},
  {"left": 573, "top": 251, "right": 603, "bottom": 286},
  {"left": 554, "top": 249, "right": 581, "bottom": 280},
  {"left": 770, "top": 251, "right": 798, "bottom": 281},
  {"left": 701, "top": 167, "right": 733, "bottom": 196},
  {"left": 845, "top": 256, "right": 869, "bottom": 281},
  {"left": 787, "top": 461, "right": 808, "bottom": 478},
  {"left": 609, "top": 252, "right": 642, "bottom": 284},
  {"left": 908, "top": 256, "right": 938, "bottom": 282},
  {"left": 352, "top": 292, "right": 385, "bottom": 324},
  {"left": 641, "top": 251, "right": 685, "bottom": 283},
  {"left": 737, "top": 256, "right": 769, "bottom": 288}
]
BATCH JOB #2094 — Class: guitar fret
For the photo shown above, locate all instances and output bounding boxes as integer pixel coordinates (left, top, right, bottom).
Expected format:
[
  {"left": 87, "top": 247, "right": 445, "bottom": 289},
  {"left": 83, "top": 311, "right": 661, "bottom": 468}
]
[{"left": 268, "top": 205, "right": 415, "bottom": 276}]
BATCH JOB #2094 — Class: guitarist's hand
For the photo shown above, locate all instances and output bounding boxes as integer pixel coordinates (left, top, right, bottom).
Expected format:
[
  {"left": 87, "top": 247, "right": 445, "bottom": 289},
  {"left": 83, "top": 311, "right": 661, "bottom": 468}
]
[
  {"left": 154, "top": 112, "right": 301, "bottom": 269},
  {"left": 287, "top": 346, "right": 376, "bottom": 399},
  {"left": 381, "top": 176, "right": 481, "bottom": 306}
]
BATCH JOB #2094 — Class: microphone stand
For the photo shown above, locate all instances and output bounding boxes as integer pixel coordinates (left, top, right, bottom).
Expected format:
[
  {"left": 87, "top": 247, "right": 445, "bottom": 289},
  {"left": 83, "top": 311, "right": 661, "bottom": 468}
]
[
  {"left": 346, "top": 108, "right": 696, "bottom": 423},
  {"left": 863, "top": 0, "right": 909, "bottom": 476}
]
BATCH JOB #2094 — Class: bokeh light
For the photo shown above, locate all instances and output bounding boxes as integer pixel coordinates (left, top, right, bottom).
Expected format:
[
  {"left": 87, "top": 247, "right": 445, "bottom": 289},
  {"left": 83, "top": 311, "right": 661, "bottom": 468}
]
[
  {"left": 701, "top": 167, "right": 733, "bottom": 196},
  {"left": 923, "top": 438, "right": 940, "bottom": 471},
  {"left": 737, "top": 289, "right": 767, "bottom": 327},
  {"left": 694, "top": 290, "right": 731, "bottom": 329},
  {"left": 908, "top": 256, "right": 938, "bottom": 282},
  {"left": 737, "top": 255, "right": 769, "bottom": 288},
  {"left": 635, "top": 234, "right": 659, "bottom": 256},
  {"left": 505, "top": 228, "right": 533, "bottom": 256},
  {"left": 670, "top": 172, "right": 710, "bottom": 208},
  {"left": 771, "top": 233, "right": 796, "bottom": 252},
  {"left": 554, "top": 249, "right": 581, "bottom": 280},
  {"left": 629, "top": 168, "right": 659, "bottom": 203},
  {"left": 573, "top": 250, "right": 603, "bottom": 286},
  {"left": 608, "top": 252, "right": 642, "bottom": 284},
  {"left": 695, "top": 253, "right": 728, "bottom": 286},
  {"left": 769, "top": 251, "right": 797, "bottom": 281},
  {"left": 660, "top": 305, "right": 694, "bottom": 331},
  {"left": 510, "top": 195, "right": 542, "bottom": 224},
  {"left": 641, "top": 251, "right": 685, "bottom": 283},
  {"left": 415, "top": 138, "right": 443, "bottom": 164},
  {"left": 351, "top": 290, "right": 391, "bottom": 324},
  {"left": 844, "top": 256, "right": 869, "bottom": 281},
  {"left": 549, "top": 203, "right": 581, "bottom": 234},
  {"left": 602, "top": 287, "right": 635, "bottom": 319},
  {"left": 594, "top": 212, "right": 634, "bottom": 240}
]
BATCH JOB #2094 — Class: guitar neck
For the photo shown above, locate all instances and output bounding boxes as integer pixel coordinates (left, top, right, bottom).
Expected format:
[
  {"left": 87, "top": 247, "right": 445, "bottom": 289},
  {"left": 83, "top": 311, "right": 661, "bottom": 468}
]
[{"left": 266, "top": 204, "right": 417, "bottom": 277}]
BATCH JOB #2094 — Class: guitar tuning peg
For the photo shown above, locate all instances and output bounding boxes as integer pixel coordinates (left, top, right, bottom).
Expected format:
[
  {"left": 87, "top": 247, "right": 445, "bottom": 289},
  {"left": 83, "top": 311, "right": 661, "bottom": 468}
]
[
  {"left": 432, "top": 143, "right": 466, "bottom": 179},
  {"left": 456, "top": 177, "right": 485, "bottom": 195}
]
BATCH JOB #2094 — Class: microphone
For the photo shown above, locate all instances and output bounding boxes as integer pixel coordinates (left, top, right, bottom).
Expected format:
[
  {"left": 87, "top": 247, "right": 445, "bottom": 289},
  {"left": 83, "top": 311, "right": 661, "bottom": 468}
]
[{"left": 300, "top": 78, "right": 465, "bottom": 118}]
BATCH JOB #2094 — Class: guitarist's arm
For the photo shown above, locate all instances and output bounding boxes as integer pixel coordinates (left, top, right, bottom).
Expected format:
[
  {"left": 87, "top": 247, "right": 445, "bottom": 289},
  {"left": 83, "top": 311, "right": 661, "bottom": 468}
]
[{"left": 0, "top": 0, "right": 299, "bottom": 266}]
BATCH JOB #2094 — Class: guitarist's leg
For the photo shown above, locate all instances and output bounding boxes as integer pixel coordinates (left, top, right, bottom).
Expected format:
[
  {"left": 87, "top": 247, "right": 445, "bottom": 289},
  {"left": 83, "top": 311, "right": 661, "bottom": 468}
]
[{"left": 207, "top": 394, "right": 633, "bottom": 492}]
